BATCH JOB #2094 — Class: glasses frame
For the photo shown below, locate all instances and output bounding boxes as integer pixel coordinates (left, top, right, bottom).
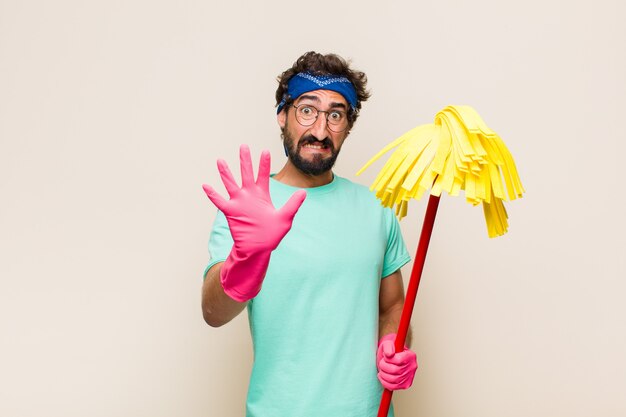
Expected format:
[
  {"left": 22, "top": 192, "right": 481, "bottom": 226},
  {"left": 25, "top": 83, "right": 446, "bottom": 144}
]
[{"left": 291, "top": 103, "right": 350, "bottom": 133}]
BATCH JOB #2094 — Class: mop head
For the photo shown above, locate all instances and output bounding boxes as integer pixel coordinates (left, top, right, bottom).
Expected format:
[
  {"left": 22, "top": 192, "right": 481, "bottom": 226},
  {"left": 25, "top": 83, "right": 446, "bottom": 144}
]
[{"left": 357, "top": 105, "right": 525, "bottom": 238}]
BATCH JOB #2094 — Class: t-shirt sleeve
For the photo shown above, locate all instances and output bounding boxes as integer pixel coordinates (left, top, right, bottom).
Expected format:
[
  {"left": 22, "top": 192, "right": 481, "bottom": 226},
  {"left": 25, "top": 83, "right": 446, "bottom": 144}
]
[
  {"left": 203, "top": 210, "right": 233, "bottom": 279},
  {"left": 381, "top": 208, "right": 411, "bottom": 278}
]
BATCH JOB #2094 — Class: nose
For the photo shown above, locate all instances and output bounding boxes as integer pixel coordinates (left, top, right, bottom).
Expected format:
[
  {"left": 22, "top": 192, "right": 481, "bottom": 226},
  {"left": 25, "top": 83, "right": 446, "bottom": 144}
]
[{"left": 309, "top": 112, "right": 330, "bottom": 139}]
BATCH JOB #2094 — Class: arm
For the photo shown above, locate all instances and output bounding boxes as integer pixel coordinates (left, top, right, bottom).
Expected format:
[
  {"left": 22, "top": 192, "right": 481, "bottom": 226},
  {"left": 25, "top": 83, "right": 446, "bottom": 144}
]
[
  {"left": 201, "top": 263, "right": 247, "bottom": 327},
  {"left": 377, "top": 269, "right": 418, "bottom": 390},
  {"left": 200, "top": 145, "right": 305, "bottom": 326},
  {"left": 378, "top": 270, "right": 412, "bottom": 346}
]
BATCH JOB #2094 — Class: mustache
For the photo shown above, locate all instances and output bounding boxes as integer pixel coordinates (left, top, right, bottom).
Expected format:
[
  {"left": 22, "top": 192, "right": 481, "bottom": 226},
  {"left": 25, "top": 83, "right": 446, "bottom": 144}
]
[{"left": 298, "top": 135, "right": 334, "bottom": 150}]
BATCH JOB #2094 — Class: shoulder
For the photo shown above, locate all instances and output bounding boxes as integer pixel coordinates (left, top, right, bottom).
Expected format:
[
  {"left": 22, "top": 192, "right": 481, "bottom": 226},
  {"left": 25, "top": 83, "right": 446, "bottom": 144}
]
[
  {"left": 334, "top": 175, "right": 373, "bottom": 195},
  {"left": 333, "top": 175, "right": 384, "bottom": 206}
]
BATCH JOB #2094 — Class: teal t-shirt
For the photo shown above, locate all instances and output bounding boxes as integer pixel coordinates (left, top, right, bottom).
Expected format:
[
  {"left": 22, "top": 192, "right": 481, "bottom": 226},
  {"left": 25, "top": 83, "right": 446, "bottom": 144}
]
[{"left": 206, "top": 175, "right": 411, "bottom": 417}]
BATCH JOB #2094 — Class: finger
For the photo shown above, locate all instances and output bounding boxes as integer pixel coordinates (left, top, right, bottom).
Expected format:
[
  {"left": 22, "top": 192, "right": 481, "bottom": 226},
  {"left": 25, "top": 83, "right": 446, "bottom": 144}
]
[
  {"left": 239, "top": 144, "right": 254, "bottom": 188},
  {"left": 383, "top": 369, "right": 412, "bottom": 389},
  {"left": 380, "top": 366, "right": 411, "bottom": 383},
  {"left": 256, "top": 150, "right": 271, "bottom": 192},
  {"left": 378, "top": 357, "right": 408, "bottom": 375},
  {"left": 279, "top": 190, "right": 307, "bottom": 221},
  {"left": 217, "top": 159, "right": 239, "bottom": 197},
  {"left": 377, "top": 373, "right": 396, "bottom": 391},
  {"left": 202, "top": 184, "right": 228, "bottom": 212},
  {"left": 385, "top": 349, "right": 415, "bottom": 365},
  {"left": 377, "top": 370, "right": 405, "bottom": 387}
]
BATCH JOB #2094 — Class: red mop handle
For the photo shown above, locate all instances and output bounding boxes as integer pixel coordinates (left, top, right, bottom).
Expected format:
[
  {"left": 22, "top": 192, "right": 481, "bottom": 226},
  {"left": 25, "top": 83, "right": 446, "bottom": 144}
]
[{"left": 377, "top": 194, "right": 440, "bottom": 417}]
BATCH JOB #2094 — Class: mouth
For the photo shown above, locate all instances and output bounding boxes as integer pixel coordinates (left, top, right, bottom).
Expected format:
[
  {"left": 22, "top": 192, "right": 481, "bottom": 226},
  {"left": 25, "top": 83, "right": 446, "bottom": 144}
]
[
  {"left": 299, "top": 137, "right": 333, "bottom": 154},
  {"left": 301, "top": 143, "right": 330, "bottom": 151}
]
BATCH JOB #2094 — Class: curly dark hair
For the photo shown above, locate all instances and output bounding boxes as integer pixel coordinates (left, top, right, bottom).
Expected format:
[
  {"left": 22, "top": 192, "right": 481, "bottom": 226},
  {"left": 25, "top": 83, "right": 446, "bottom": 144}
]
[{"left": 275, "top": 51, "right": 371, "bottom": 127}]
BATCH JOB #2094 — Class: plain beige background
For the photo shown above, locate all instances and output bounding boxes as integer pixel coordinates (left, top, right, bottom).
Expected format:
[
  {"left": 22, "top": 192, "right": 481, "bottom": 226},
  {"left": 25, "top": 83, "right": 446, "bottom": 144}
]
[{"left": 1, "top": 0, "right": 625, "bottom": 416}]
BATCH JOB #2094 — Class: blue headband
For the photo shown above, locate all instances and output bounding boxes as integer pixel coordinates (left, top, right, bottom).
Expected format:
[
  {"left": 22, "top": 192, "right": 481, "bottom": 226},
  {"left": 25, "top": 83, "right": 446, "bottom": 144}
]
[{"left": 276, "top": 72, "right": 358, "bottom": 114}]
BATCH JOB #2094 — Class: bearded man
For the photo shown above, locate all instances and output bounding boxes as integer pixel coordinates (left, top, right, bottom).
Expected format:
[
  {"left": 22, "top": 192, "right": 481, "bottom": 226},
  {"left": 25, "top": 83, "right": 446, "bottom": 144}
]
[{"left": 202, "top": 51, "right": 418, "bottom": 417}]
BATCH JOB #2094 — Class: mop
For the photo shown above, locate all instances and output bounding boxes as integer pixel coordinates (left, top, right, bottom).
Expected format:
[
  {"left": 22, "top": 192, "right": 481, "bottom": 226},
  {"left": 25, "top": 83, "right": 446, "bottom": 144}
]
[{"left": 357, "top": 105, "right": 525, "bottom": 416}]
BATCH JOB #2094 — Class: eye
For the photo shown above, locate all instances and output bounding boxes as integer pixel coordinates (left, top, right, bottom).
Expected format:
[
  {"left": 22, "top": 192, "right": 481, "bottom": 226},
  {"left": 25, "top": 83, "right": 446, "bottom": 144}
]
[
  {"left": 329, "top": 110, "right": 345, "bottom": 122},
  {"left": 299, "top": 106, "right": 315, "bottom": 117}
]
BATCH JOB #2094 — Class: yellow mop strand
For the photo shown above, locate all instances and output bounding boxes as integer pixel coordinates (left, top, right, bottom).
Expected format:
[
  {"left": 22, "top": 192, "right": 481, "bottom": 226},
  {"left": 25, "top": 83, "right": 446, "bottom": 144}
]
[{"left": 357, "top": 105, "right": 525, "bottom": 237}]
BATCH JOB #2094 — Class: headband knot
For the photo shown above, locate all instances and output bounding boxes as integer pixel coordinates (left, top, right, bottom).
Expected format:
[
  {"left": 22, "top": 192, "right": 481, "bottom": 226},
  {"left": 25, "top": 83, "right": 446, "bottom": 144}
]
[{"left": 277, "top": 72, "right": 358, "bottom": 114}]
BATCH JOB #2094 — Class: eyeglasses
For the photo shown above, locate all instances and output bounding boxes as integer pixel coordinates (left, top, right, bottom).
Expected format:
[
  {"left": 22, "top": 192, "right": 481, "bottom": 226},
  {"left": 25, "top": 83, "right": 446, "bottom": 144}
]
[{"left": 291, "top": 104, "right": 349, "bottom": 133}]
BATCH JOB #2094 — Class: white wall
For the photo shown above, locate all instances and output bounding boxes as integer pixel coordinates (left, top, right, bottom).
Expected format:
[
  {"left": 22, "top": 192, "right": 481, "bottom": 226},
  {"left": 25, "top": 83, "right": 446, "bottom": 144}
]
[{"left": 1, "top": 0, "right": 624, "bottom": 416}]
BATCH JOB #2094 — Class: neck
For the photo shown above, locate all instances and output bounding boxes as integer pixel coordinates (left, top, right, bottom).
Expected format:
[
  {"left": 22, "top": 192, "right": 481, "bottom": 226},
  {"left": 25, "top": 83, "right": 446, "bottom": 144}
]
[{"left": 273, "top": 160, "right": 334, "bottom": 188}]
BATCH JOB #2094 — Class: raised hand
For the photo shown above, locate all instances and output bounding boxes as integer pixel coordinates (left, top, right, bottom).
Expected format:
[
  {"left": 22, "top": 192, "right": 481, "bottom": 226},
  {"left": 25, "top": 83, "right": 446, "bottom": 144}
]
[{"left": 203, "top": 144, "right": 306, "bottom": 302}]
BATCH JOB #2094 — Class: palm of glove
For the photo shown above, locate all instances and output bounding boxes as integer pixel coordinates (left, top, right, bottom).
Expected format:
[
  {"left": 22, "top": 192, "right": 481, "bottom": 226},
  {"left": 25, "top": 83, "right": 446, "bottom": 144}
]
[{"left": 203, "top": 145, "right": 306, "bottom": 255}]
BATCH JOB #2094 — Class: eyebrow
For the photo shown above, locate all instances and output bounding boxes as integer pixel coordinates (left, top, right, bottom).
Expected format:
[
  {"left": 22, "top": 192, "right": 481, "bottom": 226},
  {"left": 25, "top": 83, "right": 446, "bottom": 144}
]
[{"left": 296, "top": 95, "right": 348, "bottom": 110}]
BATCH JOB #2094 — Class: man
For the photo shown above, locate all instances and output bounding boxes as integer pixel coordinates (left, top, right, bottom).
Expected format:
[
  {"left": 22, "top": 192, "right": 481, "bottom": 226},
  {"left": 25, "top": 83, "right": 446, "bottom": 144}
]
[{"left": 202, "top": 51, "right": 418, "bottom": 417}]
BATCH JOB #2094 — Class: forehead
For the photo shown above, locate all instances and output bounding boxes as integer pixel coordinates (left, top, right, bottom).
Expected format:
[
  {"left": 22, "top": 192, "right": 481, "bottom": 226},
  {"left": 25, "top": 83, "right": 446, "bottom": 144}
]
[{"left": 294, "top": 89, "right": 348, "bottom": 107}]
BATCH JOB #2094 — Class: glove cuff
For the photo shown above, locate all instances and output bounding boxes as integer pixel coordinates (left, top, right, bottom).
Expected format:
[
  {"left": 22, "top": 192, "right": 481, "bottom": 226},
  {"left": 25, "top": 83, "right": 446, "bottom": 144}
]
[{"left": 220, "top": 249, "right": 271, "bottom": 302}]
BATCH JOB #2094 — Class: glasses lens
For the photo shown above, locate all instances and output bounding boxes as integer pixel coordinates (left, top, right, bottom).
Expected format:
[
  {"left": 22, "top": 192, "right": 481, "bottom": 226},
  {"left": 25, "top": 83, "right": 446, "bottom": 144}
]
[
  {"left": 327, "top": 110, "right": 348, "bottom": 132},
  {"left": 295, "top": 105, "right": 317, "bottom": 126}
]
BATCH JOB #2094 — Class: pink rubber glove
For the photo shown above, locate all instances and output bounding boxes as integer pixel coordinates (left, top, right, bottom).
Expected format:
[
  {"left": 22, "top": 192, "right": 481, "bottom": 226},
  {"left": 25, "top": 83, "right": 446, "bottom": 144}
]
[
  {"left": 202, "top": 144, "right": 306, "bottom": 302},
  {"left": 377, "top": 333, "right": 418, "bottom": 390}
]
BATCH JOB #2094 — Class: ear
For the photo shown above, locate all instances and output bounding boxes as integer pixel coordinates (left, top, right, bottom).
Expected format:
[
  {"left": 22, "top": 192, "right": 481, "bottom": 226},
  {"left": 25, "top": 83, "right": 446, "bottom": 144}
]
[{"left": 277, "top": 109, "right": 287, "bottom": 129}]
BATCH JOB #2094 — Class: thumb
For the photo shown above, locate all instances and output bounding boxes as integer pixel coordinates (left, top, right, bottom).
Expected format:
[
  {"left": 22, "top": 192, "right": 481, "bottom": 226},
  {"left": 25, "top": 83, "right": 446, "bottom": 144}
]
[
  {"left": 279, "top": 190, "right": 307, "bottom": 221},
  {"left": 202, "top": 184, "right": 228, "bottom": 212},
  {"left": 383, "top": 340, "right": 396, "bottom": 358}
]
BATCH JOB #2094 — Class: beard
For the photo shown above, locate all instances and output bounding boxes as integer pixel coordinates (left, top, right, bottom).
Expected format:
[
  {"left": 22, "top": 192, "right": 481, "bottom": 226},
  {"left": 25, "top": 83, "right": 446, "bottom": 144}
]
[{"left": 282, "top": 124, "right": 342, "bottom": 176}]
